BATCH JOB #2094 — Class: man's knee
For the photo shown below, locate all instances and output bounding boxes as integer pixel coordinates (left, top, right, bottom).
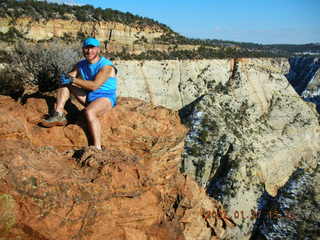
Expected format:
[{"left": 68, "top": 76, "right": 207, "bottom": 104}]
[
  {"left": 68, "top": 85, "right": 87, "bottom": 105},
  {"left": 69, "top": 85, "right": 87, "bottom": 97},
  {"left": 84, "top": 108, "right": 96, "bottom": 120}
]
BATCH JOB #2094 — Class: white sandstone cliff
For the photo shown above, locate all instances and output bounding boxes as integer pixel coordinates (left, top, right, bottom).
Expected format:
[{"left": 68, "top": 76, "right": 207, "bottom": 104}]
[{"left": 115, "top": 58, "right": 320, "bottom": 239}]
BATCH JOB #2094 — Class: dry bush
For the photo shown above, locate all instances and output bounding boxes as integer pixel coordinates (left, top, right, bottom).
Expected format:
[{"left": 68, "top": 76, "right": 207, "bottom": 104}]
[
  {"left": 0, "top": 67, "right": 25, "bottom": 99},
  {"left": 1, "top": 40, "right": 82, "bottom": 99}
]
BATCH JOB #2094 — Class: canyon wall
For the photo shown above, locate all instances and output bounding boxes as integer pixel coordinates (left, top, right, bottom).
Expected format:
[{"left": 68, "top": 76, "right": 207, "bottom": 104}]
[
  {"left": 115, "top": 58, "right": 290, "bottom": 110},
  {"left": 114, "top": 58, "right": 320, "bottom": 239}
]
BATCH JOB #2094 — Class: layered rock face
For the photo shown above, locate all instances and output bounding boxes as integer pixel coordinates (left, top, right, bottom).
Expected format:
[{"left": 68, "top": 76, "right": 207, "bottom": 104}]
[
  {"left": 0, "top": 96, "right": 233, "bottom": 240},
  {"left": 115, "top": 59, "right": 233, "bottom": 110},
  {"left": 0, "top": 17, "right": 198, "bottom": 54},
  {"left": 0, "top": 16, "right": 163, "bottom": 53},
  {"left": 115, "top": 58, "right": 294, "bottom": 112}
]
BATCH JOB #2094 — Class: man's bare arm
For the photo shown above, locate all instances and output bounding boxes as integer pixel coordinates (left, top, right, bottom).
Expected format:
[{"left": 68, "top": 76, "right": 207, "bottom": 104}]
[
  {"left": 69, "top": 65, "right": 115, "bottom": 91},
  {"left": 68, "top": 65, "right": 78, "bottom": 78}
]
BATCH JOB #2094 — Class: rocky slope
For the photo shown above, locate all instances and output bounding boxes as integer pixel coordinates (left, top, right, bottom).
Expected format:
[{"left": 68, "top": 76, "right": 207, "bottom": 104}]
[
  {"left": 0, "top": 96, "right": 233, "bottom": 240},
  {"left": 252, "top": 165, "right": 320, "bottom": 239},
  {"left": 247, "top": 56, "right": 320, "bottom": 239}
]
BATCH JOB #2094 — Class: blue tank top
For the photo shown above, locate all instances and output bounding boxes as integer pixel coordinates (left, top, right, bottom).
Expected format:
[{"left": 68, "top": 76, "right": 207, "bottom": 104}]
[{"left": 77, "top": 56, "right": 117, "bottom": 94}]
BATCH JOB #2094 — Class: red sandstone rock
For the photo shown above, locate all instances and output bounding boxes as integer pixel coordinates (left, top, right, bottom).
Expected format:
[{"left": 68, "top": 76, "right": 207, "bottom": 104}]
[{"left": 0, "top": 95, "right": 233, "bottom": 240}]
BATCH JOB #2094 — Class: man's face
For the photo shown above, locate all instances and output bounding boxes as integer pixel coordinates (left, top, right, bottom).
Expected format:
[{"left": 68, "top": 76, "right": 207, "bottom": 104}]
[{"left": 82, "top": 45, "right": 100, "bottom": 62}]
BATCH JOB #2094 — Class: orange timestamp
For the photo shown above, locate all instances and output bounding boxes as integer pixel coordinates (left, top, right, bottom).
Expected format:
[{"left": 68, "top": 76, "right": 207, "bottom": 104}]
[{"left": 203, "top": 208, "right": 296, "bottom": 221}]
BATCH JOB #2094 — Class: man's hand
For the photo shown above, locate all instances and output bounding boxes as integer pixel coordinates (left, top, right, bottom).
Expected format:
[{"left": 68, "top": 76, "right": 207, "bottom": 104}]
[
  {"left": 67, "top": 74, "right": 77, "bottom": 83},
  {"left": 69, "top": 65, "right": 113, "bottom": 91},
  {"left": 60, "top": 74, "right": 72, "bottom": 85}
]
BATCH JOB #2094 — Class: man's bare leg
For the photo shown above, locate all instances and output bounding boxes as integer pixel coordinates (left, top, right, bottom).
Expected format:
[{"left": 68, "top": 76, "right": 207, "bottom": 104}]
[
  {"left": 55, "top": 87, "right": 70, "bottom": 113},
  {"left": 55, "top": 85, "right": 87, "bottom": 112},
  {"left": 41, "top": 86, "right": 88, "bottom": 128},
  {"left": 84, "top": 98, "right": 112, "bottom": 150}
]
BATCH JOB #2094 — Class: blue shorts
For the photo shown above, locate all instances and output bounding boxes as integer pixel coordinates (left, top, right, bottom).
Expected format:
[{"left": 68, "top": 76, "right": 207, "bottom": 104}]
[{"left": 86, "top": 91, "right": 117, "bottom": 107}]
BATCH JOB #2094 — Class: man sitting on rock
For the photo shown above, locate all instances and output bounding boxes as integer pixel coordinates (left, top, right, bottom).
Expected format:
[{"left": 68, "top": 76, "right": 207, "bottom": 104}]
[{"left": 41, "top": 37, "right": 117, "bottom": 150}]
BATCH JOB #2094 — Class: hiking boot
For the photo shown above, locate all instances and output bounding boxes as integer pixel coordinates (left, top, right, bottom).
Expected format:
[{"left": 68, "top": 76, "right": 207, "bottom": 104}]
[{"left": 41, "top": 112, "right": 67, "bottom": 128}]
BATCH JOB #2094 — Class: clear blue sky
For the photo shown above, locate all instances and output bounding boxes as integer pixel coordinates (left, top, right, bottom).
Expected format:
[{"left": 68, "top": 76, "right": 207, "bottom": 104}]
[{"left": 73, "top": 0, "right": 319, "bottom": 44}]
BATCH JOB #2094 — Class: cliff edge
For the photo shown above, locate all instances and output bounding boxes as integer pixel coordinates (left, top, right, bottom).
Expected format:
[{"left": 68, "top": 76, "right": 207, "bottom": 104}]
[{"left": 0, "top": 96, "right": 233, "bottom": 240}]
